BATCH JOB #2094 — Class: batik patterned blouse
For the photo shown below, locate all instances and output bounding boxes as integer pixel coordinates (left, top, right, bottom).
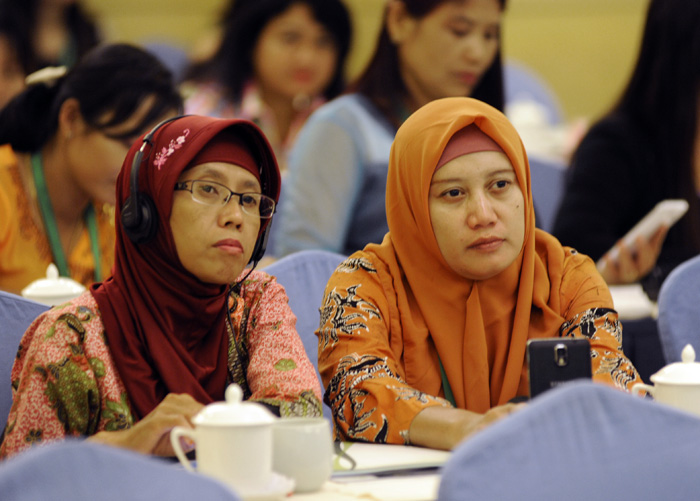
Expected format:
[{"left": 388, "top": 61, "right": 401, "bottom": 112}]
[
  {"left": 318, "top": 252, "right": 642, "bottom": 445},
  {"left": 0, "top": 270, "right": 322, "bottom": 459}
]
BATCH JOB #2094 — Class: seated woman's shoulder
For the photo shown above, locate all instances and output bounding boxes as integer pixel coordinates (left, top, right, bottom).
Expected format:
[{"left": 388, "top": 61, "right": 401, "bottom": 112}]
[{"left": 43, "top": 291, "right": 101, "bottom": 320}]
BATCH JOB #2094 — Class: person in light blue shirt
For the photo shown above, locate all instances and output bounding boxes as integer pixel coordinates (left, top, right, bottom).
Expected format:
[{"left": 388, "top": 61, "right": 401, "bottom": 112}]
[{"left": 272, "top": 0, "right": 506, "bottom": 257}]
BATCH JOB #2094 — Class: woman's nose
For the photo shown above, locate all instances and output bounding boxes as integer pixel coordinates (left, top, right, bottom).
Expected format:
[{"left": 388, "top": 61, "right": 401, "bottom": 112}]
[
  {"left": 466, "top": 193, "right": 497, "bottom": 228},
  {"left": 219, "top": 195, "right": 245, "bottom": 227},
  {"left": 461, "top": 32, "right": 490, "bottom": 64}
]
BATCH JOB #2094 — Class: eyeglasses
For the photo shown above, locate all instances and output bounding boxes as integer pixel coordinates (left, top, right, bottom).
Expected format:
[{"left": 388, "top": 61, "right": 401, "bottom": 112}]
[{"left": 174, "top": 180, "right": 276, "bottom": 219}]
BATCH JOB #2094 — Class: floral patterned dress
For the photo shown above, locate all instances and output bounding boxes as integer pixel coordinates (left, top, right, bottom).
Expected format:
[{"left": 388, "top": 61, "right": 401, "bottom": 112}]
[{"left": 0, "top": 270, "right": 322, "bottom": 459}]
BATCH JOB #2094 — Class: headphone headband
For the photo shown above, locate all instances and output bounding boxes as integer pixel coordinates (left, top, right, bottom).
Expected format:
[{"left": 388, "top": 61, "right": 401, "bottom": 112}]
[{"left": 120, "top": 115, "right": 274, "bottom": 263}]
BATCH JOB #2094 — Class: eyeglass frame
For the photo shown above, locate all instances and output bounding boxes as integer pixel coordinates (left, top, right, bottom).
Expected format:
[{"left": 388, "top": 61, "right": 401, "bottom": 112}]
[{"left": 174, "top": 179, "right": 276, "bottom": 219}]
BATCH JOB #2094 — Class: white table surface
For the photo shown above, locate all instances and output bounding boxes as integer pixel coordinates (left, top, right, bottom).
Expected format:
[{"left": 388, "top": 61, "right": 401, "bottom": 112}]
[{"left": 292, "top": 471, "right": 442, "bottom": 501}]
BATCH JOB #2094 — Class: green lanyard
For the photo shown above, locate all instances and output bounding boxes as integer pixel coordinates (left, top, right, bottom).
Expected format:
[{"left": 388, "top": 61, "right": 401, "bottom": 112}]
[
  {"left": 31, "top": 152, "right": 102, "bottom": 281},
  {"left": 438, "top": 356, "right": 457, "bottom": 407}
]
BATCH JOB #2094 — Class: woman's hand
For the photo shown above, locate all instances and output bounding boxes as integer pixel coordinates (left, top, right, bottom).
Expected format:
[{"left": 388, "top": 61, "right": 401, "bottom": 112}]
[
  {"left": 87, "top": 393, "right": 205, "bottom": 456},
  {"left": 596, "top": 225, "right": 668, "bottom": 284},
  {"left": 408, "top": 402, "right": 526, "bottom": 451}
]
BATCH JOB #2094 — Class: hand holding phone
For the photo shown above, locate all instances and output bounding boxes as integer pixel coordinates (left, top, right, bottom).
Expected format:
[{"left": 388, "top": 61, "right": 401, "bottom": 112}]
[{"left": 605, "top": 199, "right": 688, "bottom": 262}]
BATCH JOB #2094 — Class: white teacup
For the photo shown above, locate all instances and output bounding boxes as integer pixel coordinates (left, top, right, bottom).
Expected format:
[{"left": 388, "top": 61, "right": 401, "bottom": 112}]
[
  {"left": 272, "top": 417, "right": 333, "bottom": 493},
  {"left": 171, "top": 385, "right": 278, "bottom": 496}
]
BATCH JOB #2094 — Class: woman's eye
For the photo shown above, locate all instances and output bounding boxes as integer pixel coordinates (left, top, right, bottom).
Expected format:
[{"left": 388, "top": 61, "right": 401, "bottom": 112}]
[
  {"left": 196, "top": 183, "right": 220, "bottom": 198},
  {"left": 240, "top": 194, "right": 260, "bottom": 208},
  {"left": 315, "top": 33, "right": 335, "bottom": 50},
  {"left": 493, "top": 180, "right": 510, "bottom": 190},
  {"left": 484, "top": 27, "right": 500, "bottom": 41},
  {"left": 442, "top": 188, "right": 464, "bottom": 198}
]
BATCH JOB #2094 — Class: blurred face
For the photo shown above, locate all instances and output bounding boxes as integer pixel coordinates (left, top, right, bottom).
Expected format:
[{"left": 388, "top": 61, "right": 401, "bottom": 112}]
[
  {"left": 0, "top": 37, "right": 25, "bottom": 109},
  {"left": 67, "top": 95, "right": 174, "bottom": 205},
  {"left": 429, "top": 151, "right": 525, "bottom": 280},
  {"left": 170, "top": 162, "right": 262, "bottom": 284},
  {"left": 253, "top": 2, "right": 339, "bottom": 103},
  {"left": 393, "top": 0, "right": 501, "bottom": 108}
]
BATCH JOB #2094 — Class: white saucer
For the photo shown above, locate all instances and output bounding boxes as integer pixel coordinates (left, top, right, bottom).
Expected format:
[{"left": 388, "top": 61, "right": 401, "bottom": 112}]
[{"left": 238, "top": 472, "right": 295, "bottom": 501}]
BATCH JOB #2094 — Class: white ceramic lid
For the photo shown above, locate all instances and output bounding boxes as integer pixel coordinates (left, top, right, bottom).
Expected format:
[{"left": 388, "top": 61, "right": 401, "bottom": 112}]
[
  {"left": 193, "top": 384, "right": 277, "bottom": 426},
  {"left": 21, "top": 263, "right": 86, "bottom": 304},
  {"left": 650, "top": 344, "right": 700, "bottom": 385}
]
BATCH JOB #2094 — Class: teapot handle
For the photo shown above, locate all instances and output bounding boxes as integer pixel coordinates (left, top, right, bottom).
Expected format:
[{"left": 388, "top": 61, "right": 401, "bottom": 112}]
[
  {"left": 631, "top": 382, "right": 654, "bottom": 398},
  {"left": 171, "top": 426, "right": 197, "bottom": 472}
]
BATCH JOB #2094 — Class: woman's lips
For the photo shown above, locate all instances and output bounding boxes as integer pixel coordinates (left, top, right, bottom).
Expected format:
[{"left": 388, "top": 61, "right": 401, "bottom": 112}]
[
  {"left": 292, "top": 69, "right": 314, "bottom": 83},
  {"left": 215, "top": 239, "right": 244, "bottom": 254},
  {"left": 468, "top": 237, "right": 504, "bottom": 252},
  {"left": 456, "top": 72, "right": 478, "bottom": 86}
]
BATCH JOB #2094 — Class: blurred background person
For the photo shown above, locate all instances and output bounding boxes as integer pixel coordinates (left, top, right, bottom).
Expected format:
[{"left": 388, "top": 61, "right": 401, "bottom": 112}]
[
  {"left": 273, "top": 0, "right": 505, "bottom": 258},
  {"left": 0, "top": 0, "right": 100, "bottom": 74},
  {"left": 0, "top": 43, "right": 183, "bottom": 294},
  {"left": 181, "top": 0, "right": 352, "bottom": 174},
  {"left": 553, "top": 0, "right": 700, "bottom": 299},
  {"left": 0, "top": 21, "right": 26, "bottom": 110}
]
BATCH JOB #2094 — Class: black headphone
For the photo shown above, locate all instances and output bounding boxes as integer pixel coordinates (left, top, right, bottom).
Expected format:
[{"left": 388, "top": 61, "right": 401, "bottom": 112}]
[{"left": 121, "top": 116, "right": 273, "bottom": 264}]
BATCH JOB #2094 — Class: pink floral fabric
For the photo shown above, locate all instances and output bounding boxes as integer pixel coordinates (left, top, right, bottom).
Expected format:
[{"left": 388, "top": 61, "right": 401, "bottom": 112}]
[{"left": 0, "top": 269, "right": 322, "bottom": 459}]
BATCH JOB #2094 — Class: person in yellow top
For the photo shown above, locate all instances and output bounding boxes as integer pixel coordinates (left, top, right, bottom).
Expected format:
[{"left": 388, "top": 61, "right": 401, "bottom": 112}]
[{"left": 0, "top": 43, "right": 182, "bottom": 294}]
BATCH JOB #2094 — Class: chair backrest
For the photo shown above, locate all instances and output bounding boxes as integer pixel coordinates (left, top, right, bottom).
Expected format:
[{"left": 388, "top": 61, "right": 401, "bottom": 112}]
[
  {"left": 437, "top": 381, "right": 700, "bottom": 501},
  {"left": 504, "top": 59, "right": 564, "bottom": 126},
  {"left": 262, "top": 250, "right": 346, "bottom": 422},
  {"left": 529, "top": 156, "right": 567, "bottom": 233},
  {"left": 0, "top": 291, "right": 50, "bottom": 431},
  {"left": 0, "top": 440, "right": 240, "bottom": 500},
  {"left": 657, "top": 254, "right": 700, "bottom": 363}
]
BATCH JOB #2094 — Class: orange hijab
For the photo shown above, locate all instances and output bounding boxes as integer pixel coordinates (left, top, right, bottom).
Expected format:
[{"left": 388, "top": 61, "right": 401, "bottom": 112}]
[{"left": 366, "top": 97, "right": 596, "bottom": 412}]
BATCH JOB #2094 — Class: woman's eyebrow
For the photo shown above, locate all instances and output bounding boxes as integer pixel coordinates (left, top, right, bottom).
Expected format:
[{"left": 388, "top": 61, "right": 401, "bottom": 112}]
[
  {"left": 239, "top": 178, "right": 262, "bottom": 191},
  {"left": 431, "top": 169, "right": 516, "bottom": 185}
]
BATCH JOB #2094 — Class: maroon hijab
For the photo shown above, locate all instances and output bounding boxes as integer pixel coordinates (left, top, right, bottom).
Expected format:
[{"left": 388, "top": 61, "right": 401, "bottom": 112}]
[{"left": 91, "top": 115, "right": 280, "bottom": 419}]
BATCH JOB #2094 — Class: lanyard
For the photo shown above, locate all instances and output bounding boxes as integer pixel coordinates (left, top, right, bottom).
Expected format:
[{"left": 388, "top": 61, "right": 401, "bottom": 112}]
[
  {"left": 438, "top": 356, "right": 457, "bottom": 407},
  {"left": 31, "top": 152, "right": 102, "bottom": 281}
]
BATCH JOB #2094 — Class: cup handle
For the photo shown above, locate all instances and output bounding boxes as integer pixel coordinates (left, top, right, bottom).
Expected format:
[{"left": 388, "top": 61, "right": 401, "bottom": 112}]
[
  {"left": 631, "top": 383, "right": 654, "bottom": 398},
  {"left": 171, "top": 426, "right": 196, "bottom": 472}
]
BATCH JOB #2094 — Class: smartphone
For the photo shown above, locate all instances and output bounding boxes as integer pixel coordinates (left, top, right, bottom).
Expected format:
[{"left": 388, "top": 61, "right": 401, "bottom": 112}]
[
  {"left": 605, "top": 199, "right": 689, "bottom": 261},
  {"left": 527, "top": 338, "right": 591, "bottom": 398}
]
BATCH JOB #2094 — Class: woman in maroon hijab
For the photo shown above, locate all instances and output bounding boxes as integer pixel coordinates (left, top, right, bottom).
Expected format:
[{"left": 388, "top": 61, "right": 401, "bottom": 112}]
[{"left": 1, "top": 115, "right": 322, "bottom": 459}]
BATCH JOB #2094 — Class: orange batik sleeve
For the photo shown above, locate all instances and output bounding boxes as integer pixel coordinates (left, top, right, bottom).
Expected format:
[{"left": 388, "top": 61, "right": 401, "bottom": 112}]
[{"left": 317, "top": 254, "right": 449, "bottom": 445}]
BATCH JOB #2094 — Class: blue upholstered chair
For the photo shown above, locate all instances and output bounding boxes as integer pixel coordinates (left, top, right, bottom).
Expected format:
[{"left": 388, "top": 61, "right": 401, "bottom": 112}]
[
  {"left": 262, "top": 250, "right": 346, "bottom": 422},
  {"left": 438, "top": 381, "right": 700, "bottom": 500},
  {"left": 0, "top": 440, "right": 240, "bottom": 500},
  {"left": 0, "top": 291, "right": 50, "bottom": 431},
  {"left": 504, "top": 60, "right": 564, "bottom": 126},
  {"left": 657, "top": 254, "right": 700, "bottom": 363},
  {"left": 529, "top": 156, "right": 567, "bottom": 234}
]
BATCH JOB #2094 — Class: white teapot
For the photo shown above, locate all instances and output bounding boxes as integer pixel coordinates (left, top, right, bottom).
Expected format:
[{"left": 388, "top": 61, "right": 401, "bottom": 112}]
[
  {"left": 21, "top": 263, "right": 86, "bottom": 306},
  {"left": 632, "top": 344, "right": 700, "bottom": 417},
  {"left": 171, "top": 384, "right": 293, "bottom": 497}
]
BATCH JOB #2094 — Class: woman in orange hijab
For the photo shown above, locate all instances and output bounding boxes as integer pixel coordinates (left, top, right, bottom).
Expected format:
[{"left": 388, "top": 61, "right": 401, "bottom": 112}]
[{"left": 317, "top": 97, "right": 641, "bottom": 450}]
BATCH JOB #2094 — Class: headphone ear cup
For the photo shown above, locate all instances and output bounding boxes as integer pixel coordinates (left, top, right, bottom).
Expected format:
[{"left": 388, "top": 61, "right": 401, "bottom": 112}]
[{"left": 121, "top": 193, "right": 158, "bottom": 244}]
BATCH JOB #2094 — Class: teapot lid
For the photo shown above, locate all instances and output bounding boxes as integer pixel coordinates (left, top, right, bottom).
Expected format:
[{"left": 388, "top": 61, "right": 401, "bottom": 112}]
[
  {"left": 21, "top": 264, "right": 86, "bottom": 305},
  {"left": 651, "top": 344, "right": 700, "bottom": 385},
  {"left": 193, "top": 384, "right": 277, "bottom": 426}
]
